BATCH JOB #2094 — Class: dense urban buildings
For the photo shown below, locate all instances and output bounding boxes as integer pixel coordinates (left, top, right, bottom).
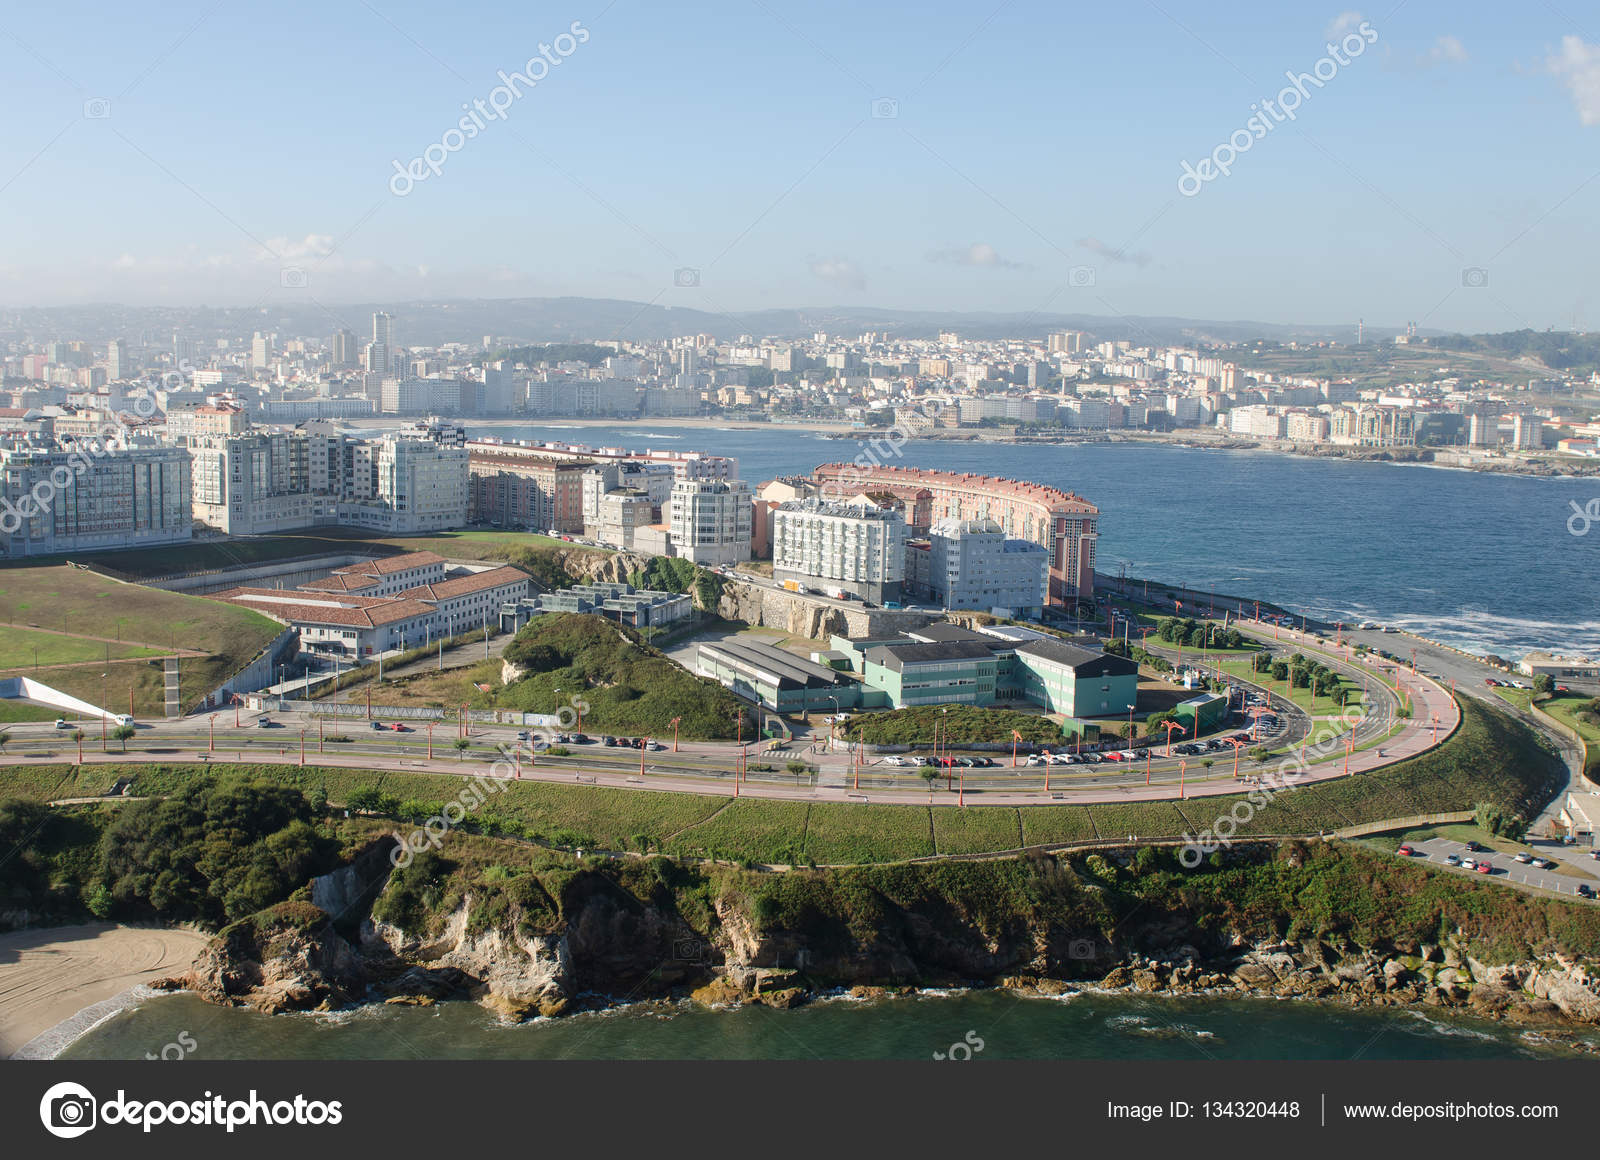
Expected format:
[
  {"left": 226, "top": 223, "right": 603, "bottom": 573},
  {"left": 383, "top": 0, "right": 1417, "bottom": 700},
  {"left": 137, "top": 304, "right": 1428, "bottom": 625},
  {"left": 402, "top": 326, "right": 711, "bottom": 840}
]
[
  {"left": 908, "top": 517, "right": 1050, "bottom": 617},
  {"left": 0, "top": 441, "right": 191, "bottom": 556},
  {"left": 811, "top": 463, "right": 1098, "bottom": 603}
]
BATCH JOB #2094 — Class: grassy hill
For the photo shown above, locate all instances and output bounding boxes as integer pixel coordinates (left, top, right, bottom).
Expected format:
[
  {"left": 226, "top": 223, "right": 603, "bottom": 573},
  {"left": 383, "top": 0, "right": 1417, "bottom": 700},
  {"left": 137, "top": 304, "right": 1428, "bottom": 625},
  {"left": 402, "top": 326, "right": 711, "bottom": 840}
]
[{"left": 0, "top": 565, "right": 283, "bottom": 714}]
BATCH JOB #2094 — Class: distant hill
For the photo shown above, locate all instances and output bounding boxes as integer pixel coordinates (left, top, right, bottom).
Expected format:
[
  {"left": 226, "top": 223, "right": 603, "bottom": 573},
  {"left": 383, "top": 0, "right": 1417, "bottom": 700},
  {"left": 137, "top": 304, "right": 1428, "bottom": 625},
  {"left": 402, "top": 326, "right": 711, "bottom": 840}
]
[{"left": 0, "top": 296, "right": 1417, "bottom": 348}]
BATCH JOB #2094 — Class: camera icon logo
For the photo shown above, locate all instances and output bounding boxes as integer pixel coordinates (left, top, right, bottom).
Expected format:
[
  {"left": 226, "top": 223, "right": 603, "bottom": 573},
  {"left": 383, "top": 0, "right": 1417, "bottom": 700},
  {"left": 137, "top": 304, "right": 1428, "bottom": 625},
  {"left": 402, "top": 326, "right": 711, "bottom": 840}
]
[
  {"left": 1068, "top": 265, "right": 1096, "bottom": 288},
  {"left": 83, "top": 98, "right": 111, "bottom": 119},
  {"left": 673, "top": 267, "right": 700, "bottom": 288},
  {"left": 280, "top": 266, "right": 309, "bottom": 288},
  {"left": 1461, "top": 267, "right": 1489, "bottom": 288},
  {"left": 673, "top": 936, "right": 707, "bottom": 961},
  {"left": 1067, "top": 937, "right": 1097, "bottom": 960},
  {"left": 39, "top": 1081, "right": 97, "bottom": 1139},
  {"left": 871, "top": 97, "right": 899, "bottom": 119}
]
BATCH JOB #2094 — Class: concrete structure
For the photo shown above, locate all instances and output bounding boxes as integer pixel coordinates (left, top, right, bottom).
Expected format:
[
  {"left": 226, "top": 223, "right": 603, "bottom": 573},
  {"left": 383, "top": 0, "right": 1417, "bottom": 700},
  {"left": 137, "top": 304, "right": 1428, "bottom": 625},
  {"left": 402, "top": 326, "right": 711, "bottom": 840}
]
[
  {"left": 697, "top": 636, "right": 863, "bottom": 713},
  {"left": 337, "top": 438, "right": 468, "bottom": 534},
  {"left": 1518, "top": 652, "right": 1600, "bottom": 682},
  {"left": 771, "top": 499, "right": 906, "bottom": 603},
  {"left": 469, "top": 452, "right": 588, "bottom": 532},
  {"left": 1562, "top": 792, "right": 1600, "bottom": 845},
  {"left": 0, "top": 442, "right": 191, "bottom": 556},
  {"left": 220, "top": 557, "right": 530, "bottom": 658},
  {"left": 811, "top": 462, "right": 1097, "bottom": 602},
  {"left": 499, "top": 583, "right": 693, "bottom": 632},
  {"left": 833, "top": 624, "right": 1137, "bottom": 716},
  {"left": 669, "top": 478, "right": 752, "bottom": 565},
  {"left": 916, "top": 517, "right": 1049, "bottom": 617}
]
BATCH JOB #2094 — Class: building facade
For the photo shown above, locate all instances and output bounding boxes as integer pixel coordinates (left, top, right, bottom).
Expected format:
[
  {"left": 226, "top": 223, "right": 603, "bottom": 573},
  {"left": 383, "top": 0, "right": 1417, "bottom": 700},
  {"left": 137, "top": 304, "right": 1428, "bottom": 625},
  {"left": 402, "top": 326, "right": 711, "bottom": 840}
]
[
  {"left": 771, "top": 499, "right": 906, "bottom": 602},
  {"left": 668, "top": 478, "right": 752, "bottom": 565}
]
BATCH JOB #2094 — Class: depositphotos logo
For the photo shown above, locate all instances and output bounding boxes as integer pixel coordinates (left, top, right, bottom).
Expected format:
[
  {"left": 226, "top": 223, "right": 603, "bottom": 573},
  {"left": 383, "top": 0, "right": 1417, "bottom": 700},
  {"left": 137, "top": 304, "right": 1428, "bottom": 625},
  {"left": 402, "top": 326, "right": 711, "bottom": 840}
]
[{"left": 39, "top": 1081, "right": 343, "bottom": 1137}]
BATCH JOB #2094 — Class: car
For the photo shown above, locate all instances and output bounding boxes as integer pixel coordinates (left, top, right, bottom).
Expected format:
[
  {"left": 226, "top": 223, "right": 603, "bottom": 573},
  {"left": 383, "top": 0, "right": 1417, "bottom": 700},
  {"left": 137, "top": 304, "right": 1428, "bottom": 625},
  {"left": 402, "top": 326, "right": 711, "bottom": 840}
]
[
  {"left": 1514, "top": 852, "right": 1533, "bottom": 864},
  {"left": 1024, "top": 754, "right": 1044, "bottom": 766},
  {"left": 1531, "top": 858, "right": 1554, "bottom": 869},
  {"left": 882, "top": 756, "right": 904, "bottom": 767},
  {"left": 1579, "top": 884, "right": 1595, "bottom": 899},
  {"left": 516, "top": 730, "right": 531, "bottom": 741},
  {"left": 1556, "top": 685, "right": 1570, "bottom": 693},
  {"left": 257, "top": 717, "right": 277, "bottom": 728},
  {"left": 370, "top": 721, "right": 386, "bottom": 731},
  {"left": 1459, "top": 858, "right": 1477, "bottom": 871},
  {"left": 113, "top": 714, "right": 135, "bottom": 727},
  {"left": 1464, "top": 840, "right": 1484, "bottom": 852},
  {"left": 646, "top": 741, "right": 665, "bottom": 751},
  {"left": 54, "top": 718, "right": 71, "bottom": 729},
  {"left": 390, "top": 722, "right": 409, "bottom": 732},
  {"left": 1103, "top": 751, "right": 1125, "bottom": 762},
  {"left": 1397, "top": 844, "right": 1415, "bottom": 856},
  {"left": 1484, "top": 678, "right": 1500, "bottom": 687},
  {"left": 1444, "top": 853, "right": 1461, "bottom": 866},
  {"left": 602, "top": 735, "right": 617, "bottom": 746},
  {"left": 1382, "top": 626, "right": 1398, "bottom": 633},
  {"left": 1082, "top": 753, "right": 1102, "bottom": 765},
  {"left": 572, "top": 733, "right": 591, "bottom": 743},
  {"left": 1475, "top": 862, "right": 1493, "bottom": 874}
]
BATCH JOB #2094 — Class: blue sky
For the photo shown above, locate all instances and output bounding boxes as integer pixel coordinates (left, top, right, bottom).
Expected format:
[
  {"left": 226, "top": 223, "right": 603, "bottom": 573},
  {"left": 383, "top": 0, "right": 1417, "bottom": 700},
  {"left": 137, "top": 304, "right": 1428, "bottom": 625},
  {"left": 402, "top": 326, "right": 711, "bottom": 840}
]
[{"left": 2, "top": 0, "right": 1597, "bottom": 332}]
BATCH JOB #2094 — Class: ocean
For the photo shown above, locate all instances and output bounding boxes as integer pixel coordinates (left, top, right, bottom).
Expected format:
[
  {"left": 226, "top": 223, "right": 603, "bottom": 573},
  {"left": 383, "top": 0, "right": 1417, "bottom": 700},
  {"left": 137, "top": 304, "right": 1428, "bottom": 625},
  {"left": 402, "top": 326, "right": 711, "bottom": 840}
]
[{"left": 60, "top": 990, "right": 1598, "bottom": 1061}]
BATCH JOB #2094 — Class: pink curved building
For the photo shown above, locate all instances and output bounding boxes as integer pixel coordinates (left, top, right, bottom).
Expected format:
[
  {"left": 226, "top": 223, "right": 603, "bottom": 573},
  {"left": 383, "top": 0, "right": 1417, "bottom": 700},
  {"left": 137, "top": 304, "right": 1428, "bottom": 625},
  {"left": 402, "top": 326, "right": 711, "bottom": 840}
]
[{"left": 812, "top": 462, "right": 1098, "bottom": 602}]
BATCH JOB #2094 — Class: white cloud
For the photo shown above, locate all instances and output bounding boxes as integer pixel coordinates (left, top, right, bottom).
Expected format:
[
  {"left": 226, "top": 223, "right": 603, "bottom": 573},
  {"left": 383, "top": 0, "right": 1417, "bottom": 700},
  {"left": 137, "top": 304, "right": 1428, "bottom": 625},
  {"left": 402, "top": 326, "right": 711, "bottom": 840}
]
[
  {"left": 111, "top": 253, "right": 136, "bottom": 269},
  {"left": 1324, "top": 10, "right": 1363, "bottom": 40},
  {"left": 808, "top": 257, "right": 865, "bottom": 290},
  {"left": 1429, "top": 34, "right": 1468, "bottom": 64},
  {"left": 1077, "top": 237, "right": 1151, "bottom": 267},
  {"left": 1546, "top": 35, "right": 1600, "bottom": 125},
  {"left": 926, "top": 242, "right": 1029, "bottom": 269},
  {"left": 255, "top": 233, "right": 337, "bottom": 263}
]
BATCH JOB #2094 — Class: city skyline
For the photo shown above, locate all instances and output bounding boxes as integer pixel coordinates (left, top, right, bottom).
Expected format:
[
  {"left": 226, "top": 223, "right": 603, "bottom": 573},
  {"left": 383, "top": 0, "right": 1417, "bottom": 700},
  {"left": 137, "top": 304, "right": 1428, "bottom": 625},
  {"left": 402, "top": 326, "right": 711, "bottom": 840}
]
[{"left": 1, "top": 1, "right": 1597, "bottom": 332}]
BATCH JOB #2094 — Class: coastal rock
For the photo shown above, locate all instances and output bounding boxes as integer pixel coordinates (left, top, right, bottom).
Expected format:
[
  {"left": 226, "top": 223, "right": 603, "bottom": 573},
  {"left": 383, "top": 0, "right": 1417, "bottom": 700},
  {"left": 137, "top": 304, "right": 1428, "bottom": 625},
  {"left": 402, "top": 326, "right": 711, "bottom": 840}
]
[{"left": 186, "top": 901, "right": 365, "bottom": 1015}]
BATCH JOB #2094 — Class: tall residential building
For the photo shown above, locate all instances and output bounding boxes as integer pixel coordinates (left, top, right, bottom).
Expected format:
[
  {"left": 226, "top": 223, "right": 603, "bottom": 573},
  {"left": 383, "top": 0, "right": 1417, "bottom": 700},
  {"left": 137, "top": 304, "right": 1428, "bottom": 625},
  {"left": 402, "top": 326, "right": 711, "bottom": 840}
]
[
  {"left": 106, "top": 338, "right": 128, "bottom": 380},
  {"left": 668, "top": 478, "right": 752, "bottom": 565},
  {"left": 339, "top": 437, "right": 468, "bottom": 534},
  {"left": 331, "top": 328, "right": 356, "bottom": 368},
  {"left": 191, "top": 431, "right": 334, "bottom": 534},
  {"left": 251, "top": 332, "right": 272, "bottom": 370},
  {"left": 0, "top": 443, "right": 192, "bottom": 556},
  {"left": 367, "top": 312, "right": 396, "bottom": 376},
  {"left": 772, "top": 499, "right": 906, "bottom": 603},
  {"left": 916, "top": 517, "right": 1049, "bottom": 617}
]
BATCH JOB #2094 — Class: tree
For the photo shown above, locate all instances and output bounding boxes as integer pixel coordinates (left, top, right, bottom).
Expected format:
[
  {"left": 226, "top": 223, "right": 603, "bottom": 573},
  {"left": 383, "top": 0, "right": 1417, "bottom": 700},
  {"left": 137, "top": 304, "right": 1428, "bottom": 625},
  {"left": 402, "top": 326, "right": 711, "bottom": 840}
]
[
  {"left": 0, "top": 731, "right": 11, "bottom": 753},
  {"left": 454, "top": 737, "right": 472, "bottom": 761},
  {"left": 1532, "top": 673, "right": 1555, "bottom": 696},
  {"left": 111, "top": 725, "right": 136, "bottom": 752}
]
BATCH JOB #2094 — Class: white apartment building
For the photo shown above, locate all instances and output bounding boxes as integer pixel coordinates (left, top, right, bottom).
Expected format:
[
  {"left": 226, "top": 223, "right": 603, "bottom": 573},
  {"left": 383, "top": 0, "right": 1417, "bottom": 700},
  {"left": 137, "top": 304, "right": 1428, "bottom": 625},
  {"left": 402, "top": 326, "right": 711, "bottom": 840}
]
[
  {"left": 917, "top": 517, "right": 1049, "bottom": 617},
  {"left": 0, "top": 442, "right": 192, "bottom": 556},
  {"left": 668, "top": 478, "right": 752, "bottom": 565},
  {"left": 339, "top": 438, "right": 468, "bottom": 534},
  {"left": 771, "top": 499, "right": 906, "bottom": 603}
]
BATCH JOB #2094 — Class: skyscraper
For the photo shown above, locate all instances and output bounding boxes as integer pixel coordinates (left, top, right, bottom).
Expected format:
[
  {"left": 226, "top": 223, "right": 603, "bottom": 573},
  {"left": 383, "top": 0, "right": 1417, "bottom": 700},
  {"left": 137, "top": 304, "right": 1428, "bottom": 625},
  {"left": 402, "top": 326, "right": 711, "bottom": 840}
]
[
  {"left": 367, "top": 312, "right": 396, "bottom": 375},
  {"left": 331, "top": 328, "right": 356, "bottom": 368}
]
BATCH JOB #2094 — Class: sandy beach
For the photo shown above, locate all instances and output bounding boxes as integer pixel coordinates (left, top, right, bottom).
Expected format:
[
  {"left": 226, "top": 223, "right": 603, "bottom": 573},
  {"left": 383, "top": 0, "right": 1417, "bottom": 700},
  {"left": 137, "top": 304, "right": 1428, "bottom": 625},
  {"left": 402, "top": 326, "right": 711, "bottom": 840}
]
[{"left": 0, "top": 923, "right": 208, "bottom": 1058}]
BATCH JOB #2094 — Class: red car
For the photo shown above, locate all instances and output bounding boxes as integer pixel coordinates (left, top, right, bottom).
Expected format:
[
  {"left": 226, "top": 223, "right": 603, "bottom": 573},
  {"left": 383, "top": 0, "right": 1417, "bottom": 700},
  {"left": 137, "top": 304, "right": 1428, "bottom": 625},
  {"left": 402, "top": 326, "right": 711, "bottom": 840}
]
[
  {"left": 389, "top": 722, "right": 410, "bottom": 732},
  {"left": 1484, "top": 678, "right": 1500, "bottom": 687},
  {"left": 1397, "top": 844, "right": 1414, "bottom": 856},
  {"left": 1474, "top": 861, "right": 1493, "bottom": 874}
]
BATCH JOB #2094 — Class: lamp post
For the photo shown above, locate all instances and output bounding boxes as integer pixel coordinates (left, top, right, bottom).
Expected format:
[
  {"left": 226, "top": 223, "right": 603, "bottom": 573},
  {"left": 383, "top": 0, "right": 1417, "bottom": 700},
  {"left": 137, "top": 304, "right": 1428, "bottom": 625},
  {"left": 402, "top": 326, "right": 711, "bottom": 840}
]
[
  {"left": 1225, "top": 737, "right": 1245, "bottom": 779},
  {"left": 208, "top": 714, "right": 215, "bottom": 752},
  {"left": 427, "top": 721, "right": 434, "bottom": 760},
  {"left": 101, "top": 670, "right": 107, "bottom": 751},
  {"left": 670, "top": 716, "right": 681, "bottom": 753}
]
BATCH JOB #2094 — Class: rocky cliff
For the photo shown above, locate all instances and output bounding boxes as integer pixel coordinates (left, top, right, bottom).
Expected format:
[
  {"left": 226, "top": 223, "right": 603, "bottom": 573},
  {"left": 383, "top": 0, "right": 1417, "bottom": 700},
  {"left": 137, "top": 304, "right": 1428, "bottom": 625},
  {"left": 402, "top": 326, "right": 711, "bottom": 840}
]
[{"left": 180, "top": 839, "right": 1600, "bottom": 1029}]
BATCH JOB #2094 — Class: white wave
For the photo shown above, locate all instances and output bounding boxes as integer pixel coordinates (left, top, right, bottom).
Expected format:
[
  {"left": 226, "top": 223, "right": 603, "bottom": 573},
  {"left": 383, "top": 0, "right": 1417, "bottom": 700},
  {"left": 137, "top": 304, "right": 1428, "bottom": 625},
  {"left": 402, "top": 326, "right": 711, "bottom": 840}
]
[
  {"left": 1400, "top": 1009, "right": 1500, "bottom": 1041},
  {"left": 10, "top": 984, "right": 170, "bottom": 1059}
]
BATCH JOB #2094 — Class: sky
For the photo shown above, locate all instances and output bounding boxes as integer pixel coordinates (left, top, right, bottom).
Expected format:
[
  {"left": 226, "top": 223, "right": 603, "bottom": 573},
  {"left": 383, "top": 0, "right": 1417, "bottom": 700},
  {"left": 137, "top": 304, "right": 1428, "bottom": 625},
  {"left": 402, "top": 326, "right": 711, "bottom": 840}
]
[{"left": 2, "top": 0, "right": 1598, "bottom": 333}]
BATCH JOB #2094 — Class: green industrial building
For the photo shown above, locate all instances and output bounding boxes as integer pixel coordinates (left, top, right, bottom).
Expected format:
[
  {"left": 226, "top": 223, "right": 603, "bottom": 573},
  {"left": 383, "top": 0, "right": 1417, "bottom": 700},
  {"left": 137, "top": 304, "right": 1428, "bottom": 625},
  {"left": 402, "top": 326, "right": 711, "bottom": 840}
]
[{"left": 837, "top": 623, "right": 1139, "bottom": 718}]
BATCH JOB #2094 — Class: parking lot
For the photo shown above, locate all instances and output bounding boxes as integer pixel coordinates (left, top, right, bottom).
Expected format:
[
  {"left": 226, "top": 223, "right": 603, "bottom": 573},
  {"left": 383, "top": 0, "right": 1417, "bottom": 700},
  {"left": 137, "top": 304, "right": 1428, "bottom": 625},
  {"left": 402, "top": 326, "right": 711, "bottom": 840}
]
[{"left": 1404, "top": 837, "right": 1600, "bottom": 898}]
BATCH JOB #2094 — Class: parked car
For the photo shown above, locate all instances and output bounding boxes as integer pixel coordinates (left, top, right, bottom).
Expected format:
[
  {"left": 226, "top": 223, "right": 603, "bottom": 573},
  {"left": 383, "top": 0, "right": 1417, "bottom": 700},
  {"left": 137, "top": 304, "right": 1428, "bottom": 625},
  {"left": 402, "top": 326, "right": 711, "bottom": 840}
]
[
  {"left": 1514, "top": 852, "right": 1533, "bottom": 864},
  {"left": 1464, "top": 840, "right": 1484, "bottom": 852},
  {"left": 113, "top": 714, "right": 134, "bottom": 727},
  {"left": 370, "top": 721, "right": 386, "bottom": 731},
  {"left": 1579, "top": 884, "right": 1594, "bottom": 898},
  {"left": 646, "top": 741, "right": 665, "bottom": 751},
  {"left": 572, "top": 733, "right": 592, "bottom": 743},
  {"left": 1082, "top": 753, "right": 1102, "bottom": 765},
  {"left": 1484, "top": 678, "right": 1501, "bottom": 687},
  {"left": 516, "top": 730, "right": 531, "bottom": 741},
  {"left": 389, "top": 722, "right": 409, "bottom": 732},
  {"left": 1103, "top": 751, "right": 1125, "bottom": 762},
  {"left": 1475, "top": 861, "right": 1494, "bottom": 874},
  {"left": 602, "top": 736, "right": 618, "bottom": 746},
  {"left": 1459, "top": 858, "right": 1477, "bottom": 871},
  {"left": 1024, "top": 755, "right": 1044, "bottom": 766},
  {"left": 257, "top": 717, "right": 277, "bottom": 728},
  {"left": 882, "top": 756, "right": 905, "bottom": 767},
  {"left": 1397, "top": 844, "right": 1415, "bottom": 856},
  {"left": 1531, "top": 858, "right": 1554, "bottom": 869},
  {"left": 1444, "top": 853, "right": 1461, "bottom": 866}
]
